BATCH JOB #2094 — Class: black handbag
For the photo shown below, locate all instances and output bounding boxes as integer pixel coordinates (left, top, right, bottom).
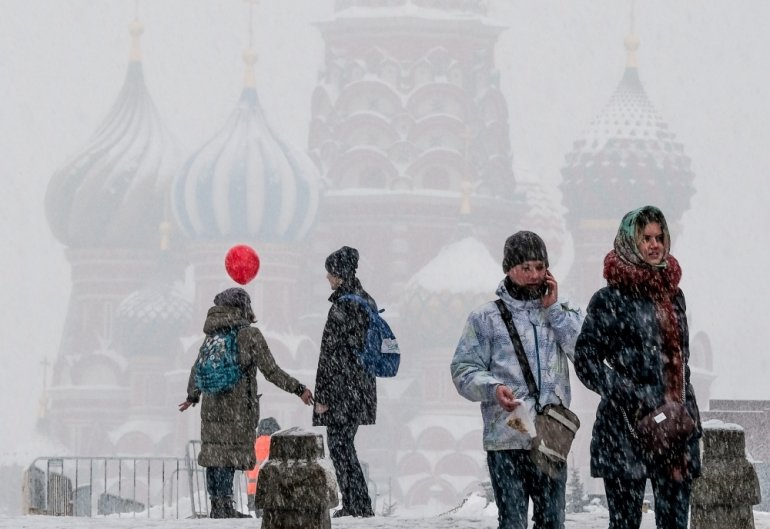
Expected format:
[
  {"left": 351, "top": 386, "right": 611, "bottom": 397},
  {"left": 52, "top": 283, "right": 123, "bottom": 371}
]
[{"left": 496, "top": 300, "right": 580, "bottom": 479}]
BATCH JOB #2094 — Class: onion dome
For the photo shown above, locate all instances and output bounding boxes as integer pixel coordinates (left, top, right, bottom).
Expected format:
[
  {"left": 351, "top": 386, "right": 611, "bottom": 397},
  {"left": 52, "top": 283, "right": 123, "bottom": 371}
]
[
  {"left": 560, "top": 33, "right": 695, "bottom": 225},
  {"left": 115, "top": 279, "right": 193, "bottom": 357},
  {"left": 45, "top": 20, "right": 176, "bottom": 248},
  {"left": 172, "top": 49, "right": 321, "bottom": 242},
  {"left": 401, "top": 237, "right": 500, "bottom": 345}
]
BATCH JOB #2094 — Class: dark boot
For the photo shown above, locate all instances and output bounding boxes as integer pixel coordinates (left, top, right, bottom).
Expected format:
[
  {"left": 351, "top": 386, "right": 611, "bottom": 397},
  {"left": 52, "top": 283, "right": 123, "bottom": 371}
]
[
  {"left": 210, "top": 497, "right": 252, "bottom": 519},
  {"left": 229, "top": 505, "right": 252, "bottom": 519},
  {"left": 209, "top": 498, "right": 228, "bottom": 519}
]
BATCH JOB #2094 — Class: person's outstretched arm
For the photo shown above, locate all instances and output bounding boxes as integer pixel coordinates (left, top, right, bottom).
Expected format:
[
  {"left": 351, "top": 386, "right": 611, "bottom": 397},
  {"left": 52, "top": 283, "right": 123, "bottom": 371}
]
[{"left": 246, "top": 327, "right": 312, "bottom": 405}]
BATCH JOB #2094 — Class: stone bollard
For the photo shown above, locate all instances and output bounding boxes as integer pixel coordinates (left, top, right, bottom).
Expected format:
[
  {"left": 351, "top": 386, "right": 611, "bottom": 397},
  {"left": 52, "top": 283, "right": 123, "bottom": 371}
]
[
  {"left": 254, "top": 427, "right": 339, "bottom": 529},
  {"left": 691, "top": 420, "right": 761, "bottom": 529}
]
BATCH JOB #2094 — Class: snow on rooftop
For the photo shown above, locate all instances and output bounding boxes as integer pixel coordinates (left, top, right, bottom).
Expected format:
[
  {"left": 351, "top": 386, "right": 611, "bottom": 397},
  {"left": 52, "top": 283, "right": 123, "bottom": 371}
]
[
  {"left": 331, "top": 5, "right": 495, "bottom": 24},
  {"left": 702, "top": 418, "right": 745, "bottom": 431},
  {"left": 408, "top": 236, "right": 501, "bottom": 295}
]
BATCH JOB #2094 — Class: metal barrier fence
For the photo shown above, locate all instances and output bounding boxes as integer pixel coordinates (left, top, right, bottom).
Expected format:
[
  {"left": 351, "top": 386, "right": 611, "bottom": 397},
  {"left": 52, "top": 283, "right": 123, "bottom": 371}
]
[{"left": 22, "top": 442, "right": 249, "bottom": 519}]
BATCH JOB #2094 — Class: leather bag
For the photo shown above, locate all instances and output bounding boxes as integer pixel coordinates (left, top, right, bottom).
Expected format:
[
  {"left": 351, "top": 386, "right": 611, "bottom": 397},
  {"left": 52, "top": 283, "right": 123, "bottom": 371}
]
[
  {"left": 496, "top": 300, "right": 580, "bottom": 479},
  {"left": 634, "top": 400, "right": 695, "bottom": 456}
]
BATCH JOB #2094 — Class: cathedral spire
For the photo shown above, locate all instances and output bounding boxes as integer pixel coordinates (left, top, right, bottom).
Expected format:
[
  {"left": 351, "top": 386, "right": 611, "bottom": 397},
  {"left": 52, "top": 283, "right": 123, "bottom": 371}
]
[
  {"left": 243, "top": 0, "right": 260, "bottom": 88},
  {"left": 624, "top": 0, "right": 639, "bottom": 69},
  {"left": 129, "top": 1, "right": 143, "bottom": 63}
]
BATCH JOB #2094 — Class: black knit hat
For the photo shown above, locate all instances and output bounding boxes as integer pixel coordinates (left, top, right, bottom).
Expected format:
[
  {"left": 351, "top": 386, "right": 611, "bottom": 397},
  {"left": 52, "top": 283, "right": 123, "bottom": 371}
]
[
  {"left": 213, "top": 287, "right": 255, "bottom": 321},
  {"left": 325, "top": 246, "right": 359, "bottom": 279},
  {"left": 502, "top": 231, "right": 549, "bottom": 272}
]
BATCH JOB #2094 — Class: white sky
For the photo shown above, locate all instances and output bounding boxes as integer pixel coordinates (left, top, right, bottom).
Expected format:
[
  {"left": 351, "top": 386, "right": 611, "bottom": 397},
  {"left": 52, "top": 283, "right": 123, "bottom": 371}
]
[{"left": 2, "top": 0, "right": 770, "bottom": 484}]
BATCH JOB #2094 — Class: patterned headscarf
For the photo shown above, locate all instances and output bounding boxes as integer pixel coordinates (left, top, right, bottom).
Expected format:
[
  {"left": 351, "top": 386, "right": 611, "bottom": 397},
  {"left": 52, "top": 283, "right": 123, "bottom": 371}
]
[{"left": 613, "top": 205, "right": 671, "bottom": 269}]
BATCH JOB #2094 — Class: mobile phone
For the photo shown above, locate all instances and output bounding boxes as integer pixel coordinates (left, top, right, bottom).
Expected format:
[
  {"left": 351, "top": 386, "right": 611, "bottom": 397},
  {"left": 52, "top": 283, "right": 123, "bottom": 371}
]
[{"left": 538, "top": 270, "right": 551, "bottom": 296}]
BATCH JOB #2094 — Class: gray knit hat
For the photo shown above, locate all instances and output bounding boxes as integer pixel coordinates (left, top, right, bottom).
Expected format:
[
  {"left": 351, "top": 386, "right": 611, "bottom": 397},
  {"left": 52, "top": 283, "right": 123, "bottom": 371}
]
[{"left": 502, "top": 231, "right": 549, "bottom": 272}]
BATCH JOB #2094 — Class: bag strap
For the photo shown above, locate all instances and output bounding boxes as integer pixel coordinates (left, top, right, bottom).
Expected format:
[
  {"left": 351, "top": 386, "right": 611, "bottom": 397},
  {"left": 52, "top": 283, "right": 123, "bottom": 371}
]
[
  {"left": 495, "top": 299, "right": 541, "bottom": 412},
  {"left": 339, "top": 293, "right": 383, "bottom": 314}
]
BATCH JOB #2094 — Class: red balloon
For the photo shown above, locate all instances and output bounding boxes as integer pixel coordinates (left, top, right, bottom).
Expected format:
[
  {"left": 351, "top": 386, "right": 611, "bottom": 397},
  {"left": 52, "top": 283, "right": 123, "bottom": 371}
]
[{"left": 225, "top": 245, "right": 260, "bottom": 285}]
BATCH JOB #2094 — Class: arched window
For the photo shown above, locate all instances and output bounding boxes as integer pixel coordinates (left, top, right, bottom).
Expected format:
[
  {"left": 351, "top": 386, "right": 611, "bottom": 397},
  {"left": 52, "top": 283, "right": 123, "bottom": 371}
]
[
  {"left": 359, "top": 166, "right": 387, "bottom": 188},
  {"left": 423, "top": 166, "right": 450, "bottom": 190}
]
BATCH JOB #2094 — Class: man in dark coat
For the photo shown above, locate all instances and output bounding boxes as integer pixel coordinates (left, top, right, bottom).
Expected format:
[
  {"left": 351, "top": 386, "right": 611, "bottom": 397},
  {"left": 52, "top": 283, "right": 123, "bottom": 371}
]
[
  {"left": 179, "top": 287, "right": 313, "bottom": 518},
  {"left": 312, "top": 246, "right": 376, "bottom": 518}
]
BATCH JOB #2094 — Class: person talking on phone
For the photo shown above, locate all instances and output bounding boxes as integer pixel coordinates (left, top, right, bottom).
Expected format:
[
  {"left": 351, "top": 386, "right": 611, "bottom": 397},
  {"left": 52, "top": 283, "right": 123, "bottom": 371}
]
[{"left": 451, "top": 231, "right": 583, "bottom": 529}]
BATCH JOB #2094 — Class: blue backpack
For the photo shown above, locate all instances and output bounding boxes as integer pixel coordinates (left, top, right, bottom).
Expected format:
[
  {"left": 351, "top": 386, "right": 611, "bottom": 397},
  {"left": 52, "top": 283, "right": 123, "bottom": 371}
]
[
  {"left": 194, "top": 327, "right": 242, "bottom": 394},
  {"left": 340, "top": 294, "right": 400, "bottom": 377}
]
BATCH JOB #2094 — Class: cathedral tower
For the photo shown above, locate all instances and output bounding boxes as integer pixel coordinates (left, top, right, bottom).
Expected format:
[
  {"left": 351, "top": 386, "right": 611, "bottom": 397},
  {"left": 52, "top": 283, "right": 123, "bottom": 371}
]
[{"left": 308, "top": 0, "right": 519, "bottom": 301}]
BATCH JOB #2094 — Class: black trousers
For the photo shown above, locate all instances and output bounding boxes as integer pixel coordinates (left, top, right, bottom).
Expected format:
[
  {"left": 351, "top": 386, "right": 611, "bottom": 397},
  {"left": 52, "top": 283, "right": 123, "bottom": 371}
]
[
  {"left": 327, "top": 423, "right": 373, "bottom": 515},
  {"left": 604, "top": 476, "right": 692, "bottom": 529},
  {"left": 206, "top": 466, "right": 235, "bottom": 499}
]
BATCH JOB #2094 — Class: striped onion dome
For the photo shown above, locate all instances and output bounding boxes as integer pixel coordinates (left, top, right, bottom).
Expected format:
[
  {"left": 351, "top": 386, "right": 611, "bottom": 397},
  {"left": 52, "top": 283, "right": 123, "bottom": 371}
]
[
  {"left": 560, "top": 35, "right": 694, "bottom": 225},
  {"left": 45, "top": 21, "right": 175, "bottom": 248},
  {"left": 172, "top": 51, "right": 321, "bottom": 242}
]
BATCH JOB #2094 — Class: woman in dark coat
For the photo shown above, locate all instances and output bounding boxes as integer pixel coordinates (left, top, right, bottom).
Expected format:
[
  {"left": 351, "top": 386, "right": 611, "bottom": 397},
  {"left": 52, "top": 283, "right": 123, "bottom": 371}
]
[
  {"left": 574, "top": 206, "right": 702, "bottom": 529},
  {"left": 179, "top": 287, "right": 313, "bottom": 518},
  {"left": 312, "top": 246, "right": 376, "bottom": 518}
]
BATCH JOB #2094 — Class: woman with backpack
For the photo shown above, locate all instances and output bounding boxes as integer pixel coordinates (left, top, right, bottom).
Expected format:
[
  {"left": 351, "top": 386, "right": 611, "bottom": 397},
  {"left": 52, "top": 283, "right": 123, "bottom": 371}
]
[
  {"left": 179, "top": 287, "right": 313, "bottom": 519},
  {"left": 312, "top": 246, "right": 376, "bottom": 518}
]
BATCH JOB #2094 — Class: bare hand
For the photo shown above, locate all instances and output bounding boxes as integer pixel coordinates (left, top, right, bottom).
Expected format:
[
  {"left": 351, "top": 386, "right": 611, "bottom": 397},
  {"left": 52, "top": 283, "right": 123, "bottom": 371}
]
[
  {"left": 542, "top": 270, "right": 558, "bottom": 308},
  {"left": 495, "top": 385, "right": 521, "bottom": 412},
  {"left": 315, "top": 402, "right": 329, "bottom": 415},
  {"left": 178, "top": 400, "right": 194, "bottom": 412},
  {"left": 300, "top": 388, "right": 314, "bottom": 406}
]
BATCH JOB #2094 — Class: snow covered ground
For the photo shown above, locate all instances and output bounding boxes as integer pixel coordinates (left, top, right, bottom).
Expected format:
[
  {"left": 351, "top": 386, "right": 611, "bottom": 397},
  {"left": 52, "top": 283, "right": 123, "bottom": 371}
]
[{"left": 2, "top": 508, "right": 770, "bottom": 529}]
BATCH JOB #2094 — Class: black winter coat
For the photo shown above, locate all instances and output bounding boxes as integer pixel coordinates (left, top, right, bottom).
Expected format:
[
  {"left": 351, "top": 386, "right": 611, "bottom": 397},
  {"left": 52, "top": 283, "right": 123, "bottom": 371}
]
[
  {"left": 312, "top": 278, "right": 377, "bottom": 427},
  {"left": 574, "top": 286, "right": 702, "bottom": 480}
]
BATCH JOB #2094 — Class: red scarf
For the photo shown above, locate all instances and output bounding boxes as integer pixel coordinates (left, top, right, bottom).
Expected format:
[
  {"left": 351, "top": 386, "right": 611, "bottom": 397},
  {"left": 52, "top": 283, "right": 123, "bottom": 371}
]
[{"left": 603, "top": 250, "right": 684, "bottom": 402}]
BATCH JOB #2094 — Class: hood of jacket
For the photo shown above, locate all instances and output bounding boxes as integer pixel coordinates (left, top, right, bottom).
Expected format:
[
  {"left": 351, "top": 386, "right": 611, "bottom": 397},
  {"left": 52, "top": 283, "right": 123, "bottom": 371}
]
[{"left": 203, "top": 305, "right": 251, "bottom": 334}]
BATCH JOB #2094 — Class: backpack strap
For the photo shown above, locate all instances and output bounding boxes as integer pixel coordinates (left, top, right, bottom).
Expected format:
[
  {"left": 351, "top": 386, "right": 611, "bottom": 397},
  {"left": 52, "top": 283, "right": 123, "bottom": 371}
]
[
  {"left": 338, "top": 294, "right": 379, "bottom": 314},
  {"left": 495, "top": 299, "right": 541, "bottom": 412}
]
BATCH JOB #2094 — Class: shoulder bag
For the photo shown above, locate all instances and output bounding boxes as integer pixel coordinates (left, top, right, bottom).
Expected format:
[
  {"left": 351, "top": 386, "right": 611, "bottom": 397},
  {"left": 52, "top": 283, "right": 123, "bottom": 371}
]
[{"left": 622, "top": 360, "right": 695, "bottom": 457}]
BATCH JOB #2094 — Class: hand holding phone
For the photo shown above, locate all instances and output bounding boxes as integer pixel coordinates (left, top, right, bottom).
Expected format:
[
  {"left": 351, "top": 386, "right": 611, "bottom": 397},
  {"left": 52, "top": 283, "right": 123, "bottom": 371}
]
[{"left": 541, "top": 270, "right": 558, "bottom": 307}]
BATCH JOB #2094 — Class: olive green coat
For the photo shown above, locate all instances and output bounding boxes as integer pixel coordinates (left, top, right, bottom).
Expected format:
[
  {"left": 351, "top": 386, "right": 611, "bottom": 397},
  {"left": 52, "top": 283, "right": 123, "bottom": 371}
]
[{"left": 187, "top": 306, "right": 303, "bottom": 469}]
